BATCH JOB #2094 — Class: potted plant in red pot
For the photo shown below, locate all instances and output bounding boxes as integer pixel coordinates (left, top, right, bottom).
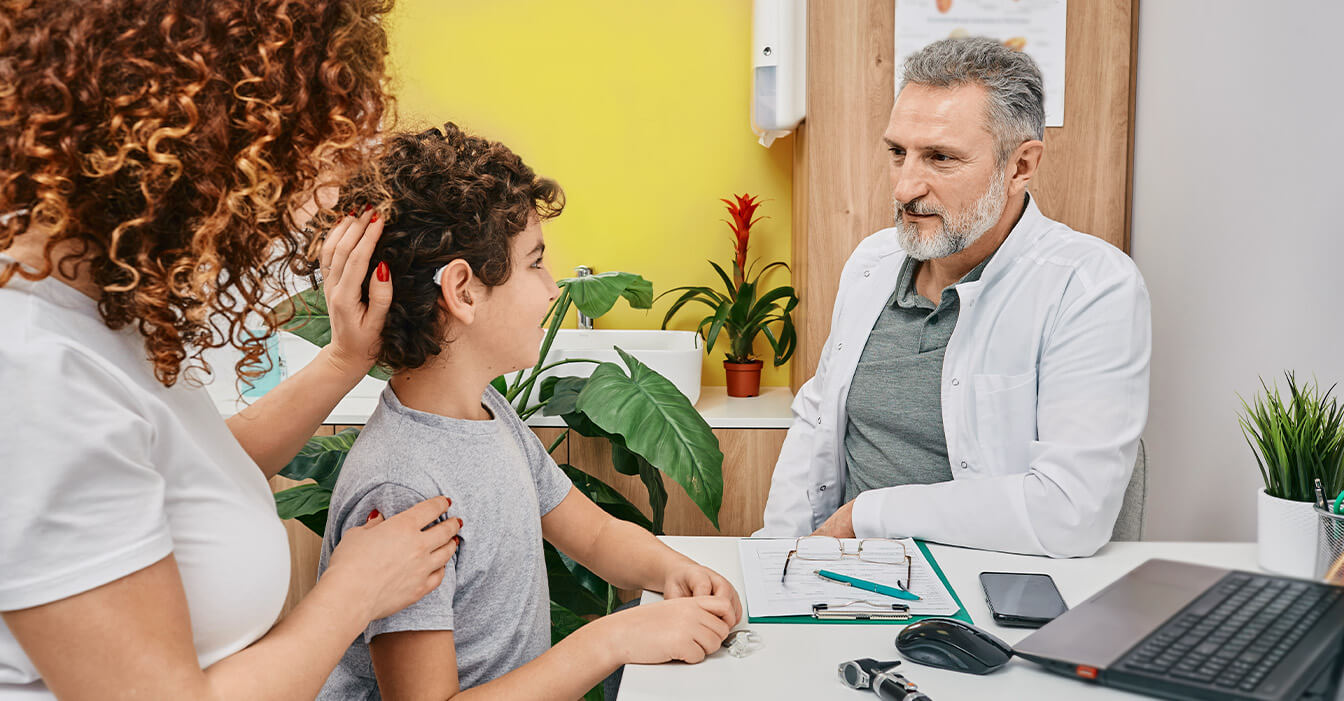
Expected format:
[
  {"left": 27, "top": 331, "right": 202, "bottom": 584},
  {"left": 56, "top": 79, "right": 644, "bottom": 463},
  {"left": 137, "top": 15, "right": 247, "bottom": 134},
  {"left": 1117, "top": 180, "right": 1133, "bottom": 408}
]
[{"left": 658, "top": 193, "right": 798, "bottom": 397}]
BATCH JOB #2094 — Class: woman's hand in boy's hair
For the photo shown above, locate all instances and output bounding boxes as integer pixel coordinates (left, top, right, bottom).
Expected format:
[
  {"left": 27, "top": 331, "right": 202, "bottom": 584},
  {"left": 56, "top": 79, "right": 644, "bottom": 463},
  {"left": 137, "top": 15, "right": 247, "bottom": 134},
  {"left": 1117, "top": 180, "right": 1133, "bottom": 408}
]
[
  {"left": 660, "top": 562, "right": 743, "bottom": 627},
  {"left": 597, "top": 596, "right": 735, "bottom": 665},
  {"left": 325, "top": 496, "right": 460, "bottom": 622},
  {"left": 317, "top": 206, "right": 394, "bottom": 381}
]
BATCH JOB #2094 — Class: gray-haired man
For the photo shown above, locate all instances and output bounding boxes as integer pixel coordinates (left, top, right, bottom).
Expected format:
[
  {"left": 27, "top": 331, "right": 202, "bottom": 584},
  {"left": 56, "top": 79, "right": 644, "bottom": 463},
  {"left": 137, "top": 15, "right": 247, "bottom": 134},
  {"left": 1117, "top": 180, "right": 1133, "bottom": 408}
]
[{"left": 757, "top": 38, "right": 1151, "bottom": 557}]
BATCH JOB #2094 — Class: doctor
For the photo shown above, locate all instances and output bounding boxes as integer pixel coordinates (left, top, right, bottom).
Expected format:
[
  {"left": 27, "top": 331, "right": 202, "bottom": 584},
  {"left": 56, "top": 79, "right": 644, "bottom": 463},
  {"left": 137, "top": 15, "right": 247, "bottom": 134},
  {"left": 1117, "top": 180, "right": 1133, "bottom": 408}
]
[{"left": 757, "top": 37, "right": 1151, "bottom": 558}]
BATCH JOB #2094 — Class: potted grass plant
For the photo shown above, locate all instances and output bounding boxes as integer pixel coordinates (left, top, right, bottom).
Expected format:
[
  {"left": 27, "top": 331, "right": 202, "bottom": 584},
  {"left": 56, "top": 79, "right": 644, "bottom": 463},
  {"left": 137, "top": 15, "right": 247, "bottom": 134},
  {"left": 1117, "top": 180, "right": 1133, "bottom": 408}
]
[
  {"left": 1238, "top": 372, "right": 1344, "bottom": 576},
  {"left": 657, "top": 193, "right": 797, "bottom": 397}
]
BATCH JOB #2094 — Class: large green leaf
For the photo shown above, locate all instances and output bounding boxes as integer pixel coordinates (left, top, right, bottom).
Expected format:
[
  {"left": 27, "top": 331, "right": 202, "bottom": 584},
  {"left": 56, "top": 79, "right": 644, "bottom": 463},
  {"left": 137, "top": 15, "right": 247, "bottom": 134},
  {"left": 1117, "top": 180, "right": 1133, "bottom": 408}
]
[
  {"left": 274, "top": 483, "right": 330, "bottom": 536},
  {"left": 559, "top": 272, "right": 653, "bottom": 318},
  {"left": 273, "top": 286, "right": 391, "bottom": 380},
  {"left": 542, "top": 376, "right": 587, "bottom": 417},
  {"left": 559, "top": 463, "right": 652, "bottom": 530},
  {"left": 278, "top": 428, "right": 360, "bottom": 490},
  {"left": 576, "top": 348, "right": 723, "bottom": 528},
  {"left": 275, "top": 287, "right": 332, "bottom": 346}
]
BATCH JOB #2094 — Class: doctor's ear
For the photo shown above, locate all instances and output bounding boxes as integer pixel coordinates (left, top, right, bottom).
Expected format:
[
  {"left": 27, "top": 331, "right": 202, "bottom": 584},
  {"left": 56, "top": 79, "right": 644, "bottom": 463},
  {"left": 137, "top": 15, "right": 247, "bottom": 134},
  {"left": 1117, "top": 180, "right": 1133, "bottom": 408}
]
[
  {"left": 1005, "top": 139, "right": 1044, "bottom": 196},
  {"left": 437, "top": 259, "right": 479, "bottom": 325}
]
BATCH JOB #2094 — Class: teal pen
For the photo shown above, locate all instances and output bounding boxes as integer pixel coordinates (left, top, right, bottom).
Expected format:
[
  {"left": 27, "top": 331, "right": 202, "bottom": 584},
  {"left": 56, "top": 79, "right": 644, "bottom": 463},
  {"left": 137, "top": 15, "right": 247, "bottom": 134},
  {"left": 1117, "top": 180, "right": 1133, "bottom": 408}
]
[{"left": 815, "top": 569, "right": 921, "bottom": 601}]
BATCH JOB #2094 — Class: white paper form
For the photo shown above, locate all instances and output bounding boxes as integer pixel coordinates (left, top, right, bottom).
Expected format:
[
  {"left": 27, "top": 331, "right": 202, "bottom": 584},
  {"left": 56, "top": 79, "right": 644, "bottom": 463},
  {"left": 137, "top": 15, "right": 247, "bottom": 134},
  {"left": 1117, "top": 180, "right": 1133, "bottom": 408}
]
[{"left": 738, "top": 538, "right": 961, "bottom": 619}]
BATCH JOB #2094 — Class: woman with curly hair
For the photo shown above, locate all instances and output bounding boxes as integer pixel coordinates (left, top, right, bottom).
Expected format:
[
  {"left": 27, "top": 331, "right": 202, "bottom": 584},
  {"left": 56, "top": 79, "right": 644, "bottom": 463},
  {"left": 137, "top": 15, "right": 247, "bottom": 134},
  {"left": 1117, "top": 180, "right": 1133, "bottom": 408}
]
[
  {"left": 315, "top": 123, "right": 740, "bottom": 700},
  {"left": 0, "top": 2, "right": 460, "bottom": 699}
]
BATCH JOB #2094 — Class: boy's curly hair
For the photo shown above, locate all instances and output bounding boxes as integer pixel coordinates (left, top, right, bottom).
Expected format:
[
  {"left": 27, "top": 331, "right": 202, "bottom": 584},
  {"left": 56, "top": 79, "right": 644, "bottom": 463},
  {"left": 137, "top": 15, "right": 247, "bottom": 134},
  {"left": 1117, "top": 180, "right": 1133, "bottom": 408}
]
[
  {"left": 337, "top": 122, "right": 563, "bottom": 373},
  {"left": 0, "top": 0, "right": 396, "bottom": 386}
]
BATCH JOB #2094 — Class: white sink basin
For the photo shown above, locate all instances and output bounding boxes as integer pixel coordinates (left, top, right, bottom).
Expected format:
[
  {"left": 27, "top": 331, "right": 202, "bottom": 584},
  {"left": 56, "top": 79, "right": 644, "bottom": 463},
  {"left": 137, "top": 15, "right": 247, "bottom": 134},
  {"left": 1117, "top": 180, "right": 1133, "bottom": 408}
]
[{"left": 523, "top": 329, "right": 703, "bottom": 406}]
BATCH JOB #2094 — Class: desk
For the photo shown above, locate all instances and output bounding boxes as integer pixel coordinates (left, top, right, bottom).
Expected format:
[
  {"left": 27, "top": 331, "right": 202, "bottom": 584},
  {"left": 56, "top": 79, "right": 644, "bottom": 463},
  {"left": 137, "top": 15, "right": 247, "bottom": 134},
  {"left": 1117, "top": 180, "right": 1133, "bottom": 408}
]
[{"left": 622, "top": 537, "right": 1259, "bottom": 700}]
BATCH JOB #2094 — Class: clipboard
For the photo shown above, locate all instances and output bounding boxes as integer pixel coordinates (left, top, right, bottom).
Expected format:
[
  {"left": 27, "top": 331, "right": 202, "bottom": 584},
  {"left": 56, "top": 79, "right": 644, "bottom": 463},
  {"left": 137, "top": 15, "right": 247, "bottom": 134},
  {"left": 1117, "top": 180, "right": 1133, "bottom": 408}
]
[{"left": 746, "top": 540, "right": 973, "bottom": 625}]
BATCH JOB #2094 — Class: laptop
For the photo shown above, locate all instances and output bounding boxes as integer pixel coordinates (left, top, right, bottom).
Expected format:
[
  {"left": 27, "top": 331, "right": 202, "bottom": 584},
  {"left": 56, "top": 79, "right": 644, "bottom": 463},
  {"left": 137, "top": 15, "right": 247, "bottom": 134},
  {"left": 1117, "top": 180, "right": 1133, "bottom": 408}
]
[{"left": 1013, "top": 559, "right": 1344, "bottom": 701}]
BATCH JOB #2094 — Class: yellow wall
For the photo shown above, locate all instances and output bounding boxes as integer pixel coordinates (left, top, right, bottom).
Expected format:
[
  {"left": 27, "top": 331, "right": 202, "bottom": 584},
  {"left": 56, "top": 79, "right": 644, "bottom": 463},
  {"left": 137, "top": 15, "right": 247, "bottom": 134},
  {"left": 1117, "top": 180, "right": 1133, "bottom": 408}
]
[{"left": 385, "top": 0, "right": 794, "bottom": 386}]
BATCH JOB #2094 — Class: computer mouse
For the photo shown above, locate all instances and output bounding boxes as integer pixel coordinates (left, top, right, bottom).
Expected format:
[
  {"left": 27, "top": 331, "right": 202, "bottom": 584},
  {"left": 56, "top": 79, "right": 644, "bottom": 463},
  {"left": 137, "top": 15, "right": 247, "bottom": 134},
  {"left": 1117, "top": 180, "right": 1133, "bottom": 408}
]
[{"left": 895, "top": 618, "right": 1014, "bottom": 675}]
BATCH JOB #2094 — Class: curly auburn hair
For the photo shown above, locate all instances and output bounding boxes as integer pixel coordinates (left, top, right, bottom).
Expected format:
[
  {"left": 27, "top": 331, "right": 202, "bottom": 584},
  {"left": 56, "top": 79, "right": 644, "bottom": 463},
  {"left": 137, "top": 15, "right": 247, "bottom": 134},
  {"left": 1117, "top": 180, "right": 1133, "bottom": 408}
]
[
  {"left": 337, "top": 122, "right": 563, "bottom": 373},
  {"left": 0, "top": 0, "right": 396, "bottom": 386}
]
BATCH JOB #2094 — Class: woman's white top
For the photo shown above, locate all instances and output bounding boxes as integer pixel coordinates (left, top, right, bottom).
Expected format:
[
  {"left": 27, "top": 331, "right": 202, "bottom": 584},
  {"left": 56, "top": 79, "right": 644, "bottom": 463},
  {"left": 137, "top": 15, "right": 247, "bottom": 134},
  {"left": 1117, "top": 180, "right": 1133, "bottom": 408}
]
[{"left": 0, "top": 271, "right": 290, "bottom": 698}]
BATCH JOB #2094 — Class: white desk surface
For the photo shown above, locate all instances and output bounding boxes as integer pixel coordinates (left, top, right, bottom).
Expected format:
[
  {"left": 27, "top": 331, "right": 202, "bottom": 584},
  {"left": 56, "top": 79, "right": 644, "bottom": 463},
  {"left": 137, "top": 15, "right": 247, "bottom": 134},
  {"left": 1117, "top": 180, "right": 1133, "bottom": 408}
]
[{"left": 623, "top": 537, "right": 1260, "bottom": 700}]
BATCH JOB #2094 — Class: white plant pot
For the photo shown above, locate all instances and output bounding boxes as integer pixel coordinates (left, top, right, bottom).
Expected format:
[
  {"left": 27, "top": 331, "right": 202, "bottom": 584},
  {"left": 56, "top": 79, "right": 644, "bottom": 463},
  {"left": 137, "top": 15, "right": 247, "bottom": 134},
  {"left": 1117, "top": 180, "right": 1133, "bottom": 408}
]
[{"left": 1257, "top": 488, "right": 1319, "bottom": 577}]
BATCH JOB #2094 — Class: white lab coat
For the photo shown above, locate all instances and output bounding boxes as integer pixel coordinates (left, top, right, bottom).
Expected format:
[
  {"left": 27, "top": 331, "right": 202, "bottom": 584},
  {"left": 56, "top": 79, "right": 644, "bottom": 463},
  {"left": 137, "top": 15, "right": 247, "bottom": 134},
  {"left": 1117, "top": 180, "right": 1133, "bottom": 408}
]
[{"left": 757, "top": 197, "right": 1151, "bottom": 557}]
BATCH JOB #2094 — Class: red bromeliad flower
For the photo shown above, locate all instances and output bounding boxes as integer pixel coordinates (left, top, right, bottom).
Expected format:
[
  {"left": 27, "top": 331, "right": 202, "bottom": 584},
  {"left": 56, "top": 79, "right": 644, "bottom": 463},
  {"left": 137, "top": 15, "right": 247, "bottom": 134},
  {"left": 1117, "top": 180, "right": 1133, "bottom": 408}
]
[{"left": 721, "top": 193, "right": 763, "bottom": 287}]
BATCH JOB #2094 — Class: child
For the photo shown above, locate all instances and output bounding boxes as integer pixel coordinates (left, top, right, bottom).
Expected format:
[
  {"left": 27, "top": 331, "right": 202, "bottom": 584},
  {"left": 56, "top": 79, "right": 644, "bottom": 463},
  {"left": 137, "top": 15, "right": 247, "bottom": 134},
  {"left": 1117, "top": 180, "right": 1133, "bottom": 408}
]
[{"left": 316, "top": 123, "right": 741, "bottom": 700}]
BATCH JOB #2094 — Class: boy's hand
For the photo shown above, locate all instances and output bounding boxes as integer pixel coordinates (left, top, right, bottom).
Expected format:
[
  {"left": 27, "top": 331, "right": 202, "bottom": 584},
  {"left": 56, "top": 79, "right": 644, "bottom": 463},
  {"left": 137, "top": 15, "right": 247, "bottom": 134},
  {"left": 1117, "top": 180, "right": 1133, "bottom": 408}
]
[
  {"left": 661, "top": 562, "right": 742, "bottom": 627},
  {"left": 599, "top": 597, "right": 734, "bottom": 665}
]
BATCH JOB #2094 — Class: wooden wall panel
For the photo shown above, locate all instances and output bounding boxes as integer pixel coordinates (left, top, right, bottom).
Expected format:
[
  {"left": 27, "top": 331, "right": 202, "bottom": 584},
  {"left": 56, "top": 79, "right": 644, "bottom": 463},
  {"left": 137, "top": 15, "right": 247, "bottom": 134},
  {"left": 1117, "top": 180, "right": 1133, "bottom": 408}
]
[
  {"left": 791, "top": 0, "right": 896, "bottom": 390},
  {"left": 792, "top": 0, "right": 1139, "bottom": 386},
  {"left": 1031, "top": 0, "right": 1139, "bottom": 252}
]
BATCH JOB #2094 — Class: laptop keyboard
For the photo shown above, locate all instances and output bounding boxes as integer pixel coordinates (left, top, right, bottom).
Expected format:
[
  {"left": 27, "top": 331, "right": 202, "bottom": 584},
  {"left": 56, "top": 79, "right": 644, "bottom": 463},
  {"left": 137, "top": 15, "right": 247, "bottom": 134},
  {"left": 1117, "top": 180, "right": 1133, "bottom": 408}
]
[{"left": 1117, "top": 573, "right": 1342, "bottom": 693}]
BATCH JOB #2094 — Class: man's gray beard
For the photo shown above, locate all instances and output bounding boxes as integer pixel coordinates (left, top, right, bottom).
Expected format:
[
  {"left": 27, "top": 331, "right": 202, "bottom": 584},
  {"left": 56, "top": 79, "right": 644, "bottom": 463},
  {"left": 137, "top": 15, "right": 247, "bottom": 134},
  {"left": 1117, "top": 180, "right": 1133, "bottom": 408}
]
[{"left": 893, "top": 174, "right": 1007, "bottom": 261}]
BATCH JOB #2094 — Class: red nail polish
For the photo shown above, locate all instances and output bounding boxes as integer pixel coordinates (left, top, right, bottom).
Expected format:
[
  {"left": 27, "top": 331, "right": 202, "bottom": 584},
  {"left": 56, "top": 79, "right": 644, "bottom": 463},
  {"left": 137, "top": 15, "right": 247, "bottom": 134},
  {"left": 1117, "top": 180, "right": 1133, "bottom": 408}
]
[
  {"left": 370, "top": 211, "right": 379, "bottom": 223},
  {"left": 367, "top": 509, "right": 381, "bottom": 521},
  {"left": 446, "top": 498, "right": 452, "bottom": 507},
  {"left": 364, "top": 204, "right": 373, "bottom": 212},
  {"left": 456, "top": 517, "right": 464, "bottom": 528},
  {"left": 376, "top": 261, "right": 389, "bottom": 282},
  {"left": 348, "top": 209, "right": 357, "bottom": 217}
]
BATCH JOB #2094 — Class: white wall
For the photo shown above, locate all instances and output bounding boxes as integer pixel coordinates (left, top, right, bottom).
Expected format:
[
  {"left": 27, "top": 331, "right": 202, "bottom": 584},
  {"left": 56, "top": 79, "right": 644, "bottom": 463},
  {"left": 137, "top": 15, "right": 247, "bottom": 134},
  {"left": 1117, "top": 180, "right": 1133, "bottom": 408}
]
[{"left": 1131, "top": 1, "right": 1344, "bottom": 541}]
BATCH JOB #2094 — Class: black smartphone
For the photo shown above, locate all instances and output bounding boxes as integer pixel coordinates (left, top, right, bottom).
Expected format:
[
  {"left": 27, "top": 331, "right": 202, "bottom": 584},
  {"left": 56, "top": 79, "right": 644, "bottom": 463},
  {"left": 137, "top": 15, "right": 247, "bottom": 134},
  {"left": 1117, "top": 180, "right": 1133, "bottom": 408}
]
[{"left": 979, "top": 571, "right": 1068, "bottom": 628}]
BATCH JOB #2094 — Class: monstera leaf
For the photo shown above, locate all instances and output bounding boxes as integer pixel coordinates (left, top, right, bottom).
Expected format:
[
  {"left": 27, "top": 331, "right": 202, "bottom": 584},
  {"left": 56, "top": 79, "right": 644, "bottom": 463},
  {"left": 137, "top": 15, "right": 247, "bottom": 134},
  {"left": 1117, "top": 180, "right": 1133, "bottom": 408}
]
[
  {"left": 278, "top": 428, "right": 360, "bottom": 490},
  {"left": 273, "top": 428, "right": 361, "bottom": 536},
  {"left": 273, "top": 286, "right": 391, "bottom": 380},
  {"left": 575, "top": 348, "right": 722, "bottom": 528},
  {"left": 274, "top": 483, "right": 331, "bottom": 536},
  {"left": 559, "top": 271, "right": 653, "bottom": 318}
]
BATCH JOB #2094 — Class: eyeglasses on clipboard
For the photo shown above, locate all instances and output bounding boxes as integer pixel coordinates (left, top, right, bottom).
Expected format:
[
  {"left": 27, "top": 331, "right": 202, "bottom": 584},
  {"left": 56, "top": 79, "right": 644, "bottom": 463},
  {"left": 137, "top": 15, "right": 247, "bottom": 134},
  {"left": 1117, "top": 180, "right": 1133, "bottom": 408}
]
[{"left": 781, "top": 536, "right": 914, "bottom": 591}]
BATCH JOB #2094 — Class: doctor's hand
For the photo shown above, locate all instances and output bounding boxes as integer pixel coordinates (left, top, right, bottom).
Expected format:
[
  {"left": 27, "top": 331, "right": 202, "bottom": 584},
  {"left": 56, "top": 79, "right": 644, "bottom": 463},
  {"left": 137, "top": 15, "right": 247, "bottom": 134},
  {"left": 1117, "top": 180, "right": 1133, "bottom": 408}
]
[
  {"left": 661, "top": 561, "right": 743, "bottom": 627},
  {"left": 810, "top": 499, "right": 857, "bottom": 538}
]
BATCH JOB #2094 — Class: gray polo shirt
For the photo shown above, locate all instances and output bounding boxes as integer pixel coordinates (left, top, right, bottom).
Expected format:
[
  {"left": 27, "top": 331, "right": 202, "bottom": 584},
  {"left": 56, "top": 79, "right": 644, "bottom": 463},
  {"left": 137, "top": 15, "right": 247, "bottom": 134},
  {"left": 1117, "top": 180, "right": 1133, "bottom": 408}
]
[
  {"left": 842, "top": 250, "right": 996, "bottom": 502},
  {"left": 316, "top": 386, "right": 573, "bottom": 699}
]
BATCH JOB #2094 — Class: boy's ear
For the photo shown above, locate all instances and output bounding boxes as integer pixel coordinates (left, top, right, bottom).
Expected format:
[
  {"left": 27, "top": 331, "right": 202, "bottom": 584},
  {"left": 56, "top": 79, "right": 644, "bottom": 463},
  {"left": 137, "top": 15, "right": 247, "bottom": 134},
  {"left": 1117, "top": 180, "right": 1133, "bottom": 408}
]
[{"left": 438, "top": 260, "right": 478, "bottom": 325}]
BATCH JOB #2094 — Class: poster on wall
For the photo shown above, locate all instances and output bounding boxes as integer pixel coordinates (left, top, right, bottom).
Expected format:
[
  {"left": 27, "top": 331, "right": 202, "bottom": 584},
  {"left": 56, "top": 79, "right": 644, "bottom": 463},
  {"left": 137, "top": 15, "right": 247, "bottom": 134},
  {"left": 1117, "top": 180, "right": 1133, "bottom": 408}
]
[{"left": 894, "top": 0, "right": 1068, "bottom": 127}]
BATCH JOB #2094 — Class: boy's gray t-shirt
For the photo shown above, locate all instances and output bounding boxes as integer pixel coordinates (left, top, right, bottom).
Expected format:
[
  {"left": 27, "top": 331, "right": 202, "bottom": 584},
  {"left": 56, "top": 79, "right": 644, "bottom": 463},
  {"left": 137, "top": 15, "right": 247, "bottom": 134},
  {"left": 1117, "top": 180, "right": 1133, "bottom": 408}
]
[{"left": 317, "top": 386, "right": 573, "bottom": 699}]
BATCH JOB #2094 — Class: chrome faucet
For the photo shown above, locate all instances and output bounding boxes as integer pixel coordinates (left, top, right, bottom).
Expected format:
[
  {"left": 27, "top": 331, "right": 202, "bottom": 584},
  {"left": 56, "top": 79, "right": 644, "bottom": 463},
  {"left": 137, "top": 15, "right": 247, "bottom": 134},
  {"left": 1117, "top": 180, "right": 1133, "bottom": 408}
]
[{"left": 574, "top": 265, "right": 594, "bottom": 330}]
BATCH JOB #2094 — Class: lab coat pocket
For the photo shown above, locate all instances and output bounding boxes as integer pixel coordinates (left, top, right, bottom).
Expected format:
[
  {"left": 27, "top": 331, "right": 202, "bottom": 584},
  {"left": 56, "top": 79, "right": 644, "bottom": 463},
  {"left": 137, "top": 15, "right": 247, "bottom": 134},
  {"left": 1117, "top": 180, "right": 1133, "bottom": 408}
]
[{"left": 972, "top": 371, "right": 1038, "bottom": 474}]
